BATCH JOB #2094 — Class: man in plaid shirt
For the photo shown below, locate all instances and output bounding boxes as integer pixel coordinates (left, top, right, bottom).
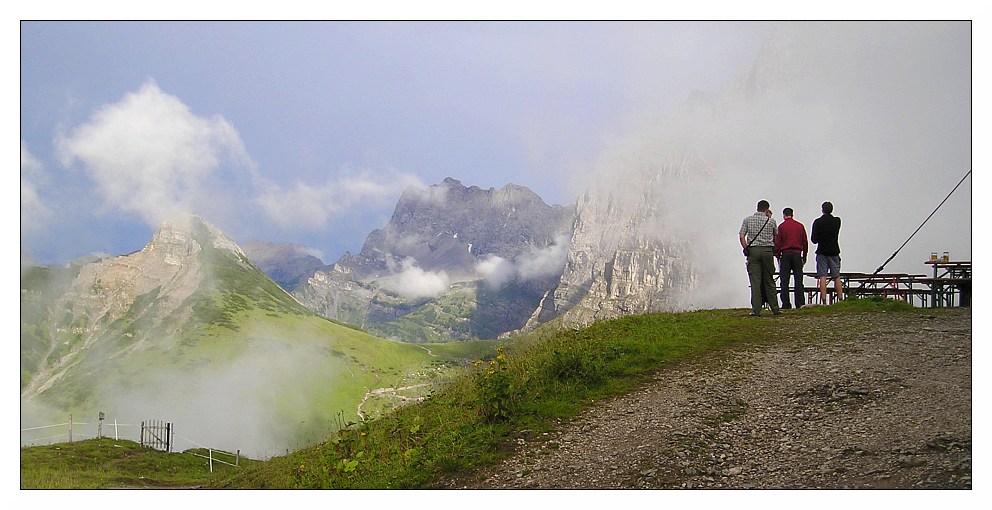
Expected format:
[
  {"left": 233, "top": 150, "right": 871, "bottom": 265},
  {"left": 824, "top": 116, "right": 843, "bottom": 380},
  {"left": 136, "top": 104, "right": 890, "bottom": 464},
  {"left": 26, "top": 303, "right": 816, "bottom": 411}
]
[{"left": 739, "top": 200, "right": 781, "bottom": 316}]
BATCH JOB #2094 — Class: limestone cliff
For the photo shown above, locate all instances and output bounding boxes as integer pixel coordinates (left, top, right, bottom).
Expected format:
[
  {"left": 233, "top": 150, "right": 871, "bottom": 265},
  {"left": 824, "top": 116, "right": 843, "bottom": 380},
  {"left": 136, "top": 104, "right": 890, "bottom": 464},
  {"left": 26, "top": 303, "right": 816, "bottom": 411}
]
[{"left": 525, "top": 170, "right": 697, "bottom": 330}]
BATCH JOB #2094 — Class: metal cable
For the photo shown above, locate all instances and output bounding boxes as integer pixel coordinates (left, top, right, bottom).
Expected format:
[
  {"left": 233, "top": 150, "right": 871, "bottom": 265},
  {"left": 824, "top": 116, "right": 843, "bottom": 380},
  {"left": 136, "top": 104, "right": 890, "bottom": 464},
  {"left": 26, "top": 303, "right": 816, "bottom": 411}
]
[{"left": 872, "top": 169, "right": 972, "bottom": 275}]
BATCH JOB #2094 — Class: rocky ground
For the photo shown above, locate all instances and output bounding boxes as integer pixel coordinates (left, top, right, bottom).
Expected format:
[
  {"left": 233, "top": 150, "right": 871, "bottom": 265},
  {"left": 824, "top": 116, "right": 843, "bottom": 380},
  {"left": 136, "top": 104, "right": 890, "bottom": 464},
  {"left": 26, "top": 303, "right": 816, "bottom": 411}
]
[{"left": 436, "top": 308, "right": 972, "bottom": 489}]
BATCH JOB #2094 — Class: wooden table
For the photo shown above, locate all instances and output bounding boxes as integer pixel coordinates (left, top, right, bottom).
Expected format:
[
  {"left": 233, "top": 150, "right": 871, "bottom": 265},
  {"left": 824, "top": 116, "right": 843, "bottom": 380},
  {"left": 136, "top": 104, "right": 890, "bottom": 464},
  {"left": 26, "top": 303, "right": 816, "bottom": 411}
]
[
  {"left": 800, "top": 272, "right": 930, "bottom": 306},
  {"left": 771, "top": 263, "right": 970, "bottom": 308},
  {"left": 922, "top": 260, "right": 971, "bottom": 307}
]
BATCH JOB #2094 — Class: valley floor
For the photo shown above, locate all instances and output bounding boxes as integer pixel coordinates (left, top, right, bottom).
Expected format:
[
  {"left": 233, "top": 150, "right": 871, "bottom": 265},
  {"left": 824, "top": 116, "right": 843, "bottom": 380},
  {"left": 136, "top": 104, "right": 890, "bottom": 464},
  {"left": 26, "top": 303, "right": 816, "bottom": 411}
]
[{"left": 436, "top": 308, "right": 972, "bottom": 489}]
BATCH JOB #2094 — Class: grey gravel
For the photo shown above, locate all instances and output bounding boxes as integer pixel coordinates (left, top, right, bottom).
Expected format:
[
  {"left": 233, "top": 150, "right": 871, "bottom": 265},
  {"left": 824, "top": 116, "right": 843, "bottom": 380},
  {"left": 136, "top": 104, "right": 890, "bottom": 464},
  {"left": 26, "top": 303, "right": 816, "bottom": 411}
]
[{"left": 436, "top": 309, "right": 971, "bottom": 489}]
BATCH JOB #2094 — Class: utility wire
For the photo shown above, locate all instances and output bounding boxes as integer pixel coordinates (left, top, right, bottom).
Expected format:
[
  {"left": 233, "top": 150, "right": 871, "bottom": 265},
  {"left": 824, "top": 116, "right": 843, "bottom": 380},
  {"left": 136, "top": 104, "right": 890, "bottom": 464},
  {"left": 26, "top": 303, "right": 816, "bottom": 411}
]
[{"left": 873, "top": 169, "right": 971, "bottom": 275}]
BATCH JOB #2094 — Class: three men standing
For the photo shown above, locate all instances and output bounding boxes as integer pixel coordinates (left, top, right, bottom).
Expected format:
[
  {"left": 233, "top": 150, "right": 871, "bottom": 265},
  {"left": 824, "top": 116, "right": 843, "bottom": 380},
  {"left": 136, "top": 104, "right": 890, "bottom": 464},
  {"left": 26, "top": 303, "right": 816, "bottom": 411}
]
[{"left": 740, "top": 200, "right": 840, "bottom": 315}]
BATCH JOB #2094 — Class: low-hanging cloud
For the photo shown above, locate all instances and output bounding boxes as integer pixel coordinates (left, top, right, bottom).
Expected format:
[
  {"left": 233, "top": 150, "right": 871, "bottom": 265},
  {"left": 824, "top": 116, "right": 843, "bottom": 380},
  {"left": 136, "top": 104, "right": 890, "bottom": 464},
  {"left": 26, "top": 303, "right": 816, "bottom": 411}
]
[
  {"left": 91, "top": 329, "right": 342, "bottom": 459},
  {"left": 382, "top": 257, "right": 451, "bottom": 299},
  {"left": 517, "top": 234, "right": 571, "bottom": 280},
  {"left": 477, "top": 233, "right": 571, "bottom": 289},
  {"left": 477, "top": 254, "right": 514, "bottom": 289}
]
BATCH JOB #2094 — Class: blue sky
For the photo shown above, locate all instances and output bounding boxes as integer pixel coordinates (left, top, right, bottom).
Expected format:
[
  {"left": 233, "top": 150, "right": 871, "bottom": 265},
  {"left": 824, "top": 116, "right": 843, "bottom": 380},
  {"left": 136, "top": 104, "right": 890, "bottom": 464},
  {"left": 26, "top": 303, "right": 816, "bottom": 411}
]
[{"left": 19, "top": 21, "right": 771, "bottom": 264}]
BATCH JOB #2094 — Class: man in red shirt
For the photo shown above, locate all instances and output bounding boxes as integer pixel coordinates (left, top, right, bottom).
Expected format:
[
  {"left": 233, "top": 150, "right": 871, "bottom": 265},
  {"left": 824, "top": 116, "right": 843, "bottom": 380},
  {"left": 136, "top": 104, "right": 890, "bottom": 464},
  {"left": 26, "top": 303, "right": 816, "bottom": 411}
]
[{"left": 774, "top": 207, "right": 809, "bottom": 309}]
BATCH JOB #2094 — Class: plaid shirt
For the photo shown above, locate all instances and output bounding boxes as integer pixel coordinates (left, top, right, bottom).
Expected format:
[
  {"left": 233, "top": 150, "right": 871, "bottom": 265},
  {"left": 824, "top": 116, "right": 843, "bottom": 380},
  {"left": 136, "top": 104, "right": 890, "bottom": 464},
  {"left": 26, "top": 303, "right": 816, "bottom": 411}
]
[{"left": 739, "top": 212, "right": 777, "bottom": 247}]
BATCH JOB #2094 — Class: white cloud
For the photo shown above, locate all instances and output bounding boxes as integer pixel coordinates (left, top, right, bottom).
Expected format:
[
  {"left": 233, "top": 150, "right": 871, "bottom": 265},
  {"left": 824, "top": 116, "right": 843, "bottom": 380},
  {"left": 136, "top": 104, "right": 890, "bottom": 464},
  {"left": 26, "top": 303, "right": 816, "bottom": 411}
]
[
  {"left": 382, "top": 257, "right": 450, "bottom": 299},
  {"left": 51, "top": 80, "right": 426, "bottom": 240},
  {"left": 477, "top": 234, "right": 571, "bottom": 289},
  {"left": 98, "top": 330, "right": 341, "bottom": 459},
  {"left": 477, "top": 254, "right": 515, "bottom": 289},
  {"left": 56, "top": 80, "right": 254, "bottom": 227},
  {"left": 256, "top": 169, "right": 424, "bottom": 230},
  {"left": 517, "top": 233, "right": 571, "bottom": 280}
]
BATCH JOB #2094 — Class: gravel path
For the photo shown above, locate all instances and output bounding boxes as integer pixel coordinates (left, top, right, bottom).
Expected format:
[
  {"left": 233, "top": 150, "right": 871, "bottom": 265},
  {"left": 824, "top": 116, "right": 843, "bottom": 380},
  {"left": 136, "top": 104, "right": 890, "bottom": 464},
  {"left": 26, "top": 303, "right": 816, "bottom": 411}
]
[{"left": 437, "top": 308, "right": 972, "bottom": 489}]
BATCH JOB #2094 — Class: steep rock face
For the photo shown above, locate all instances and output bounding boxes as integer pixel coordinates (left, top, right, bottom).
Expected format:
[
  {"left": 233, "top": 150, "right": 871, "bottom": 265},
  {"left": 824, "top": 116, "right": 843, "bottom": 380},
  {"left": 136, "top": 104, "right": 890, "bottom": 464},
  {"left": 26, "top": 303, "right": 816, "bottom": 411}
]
[
  {"left": 356, "top": 177, "right": 574, "bottom": 277},
  {"left": 293, "top": 264, "right": 375, "bottom": 327},
  {"left": 70, "top": 216, "right": 221, "bottom": 321},
  {"left": 527, "top": 176, "right": 697, "bottom": 330}
]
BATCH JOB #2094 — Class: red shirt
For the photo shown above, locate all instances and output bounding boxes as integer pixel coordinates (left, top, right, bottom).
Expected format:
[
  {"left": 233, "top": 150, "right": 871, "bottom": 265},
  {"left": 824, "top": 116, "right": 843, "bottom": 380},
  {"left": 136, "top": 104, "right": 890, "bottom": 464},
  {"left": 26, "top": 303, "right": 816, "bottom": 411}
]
[{"left": 775, "top": 217, "right": 808, "bottom": 258}]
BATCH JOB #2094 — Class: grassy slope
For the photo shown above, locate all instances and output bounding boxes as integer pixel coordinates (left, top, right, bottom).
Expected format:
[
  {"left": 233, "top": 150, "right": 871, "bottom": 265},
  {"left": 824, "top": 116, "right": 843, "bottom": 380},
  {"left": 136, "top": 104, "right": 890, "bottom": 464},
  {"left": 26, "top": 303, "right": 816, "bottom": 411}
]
[
  {"left": 20, "top": 228, "right": 500, "bottom": 454},
  {"left": 20, "top": 438, "right": 246, "bottom": 489},
  {"left": 22, "top": 298, "right": 933, "bottom": 489}
]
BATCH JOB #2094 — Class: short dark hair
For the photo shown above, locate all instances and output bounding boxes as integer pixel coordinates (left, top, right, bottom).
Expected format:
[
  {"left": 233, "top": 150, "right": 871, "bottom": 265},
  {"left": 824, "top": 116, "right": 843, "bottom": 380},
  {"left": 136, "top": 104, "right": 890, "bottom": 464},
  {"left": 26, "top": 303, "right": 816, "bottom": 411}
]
[
  {"left": 757, "top": 200, "right": 770, "bottom": 212},
  {"left": 821, "top": 201, "right": 833, "bottom": 214},
  {"left": 783, "top": 207, "right": 793, "bottom": 217}
]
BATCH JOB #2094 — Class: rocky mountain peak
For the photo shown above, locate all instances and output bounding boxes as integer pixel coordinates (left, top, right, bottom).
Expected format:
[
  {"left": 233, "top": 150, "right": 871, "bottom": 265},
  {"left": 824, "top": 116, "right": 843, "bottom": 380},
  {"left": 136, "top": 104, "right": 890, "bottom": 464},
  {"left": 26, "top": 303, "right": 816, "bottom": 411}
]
[
  {"left": 144, "top": 214, "right": 244, "bottom": 266},
  {"left": 352, "top": 179, "right": 575, "bottom": 276}
]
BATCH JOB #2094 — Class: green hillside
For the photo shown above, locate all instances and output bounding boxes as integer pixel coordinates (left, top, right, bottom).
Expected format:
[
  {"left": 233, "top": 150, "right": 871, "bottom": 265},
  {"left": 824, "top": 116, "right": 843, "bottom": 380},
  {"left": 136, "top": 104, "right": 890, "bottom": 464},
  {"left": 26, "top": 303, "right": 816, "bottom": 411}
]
[
  {"left": 20, "top": 438, "right": 243, "bottom": 489},
  {"left": 20, "top": 217, "right": 499, "bottom": 457}
]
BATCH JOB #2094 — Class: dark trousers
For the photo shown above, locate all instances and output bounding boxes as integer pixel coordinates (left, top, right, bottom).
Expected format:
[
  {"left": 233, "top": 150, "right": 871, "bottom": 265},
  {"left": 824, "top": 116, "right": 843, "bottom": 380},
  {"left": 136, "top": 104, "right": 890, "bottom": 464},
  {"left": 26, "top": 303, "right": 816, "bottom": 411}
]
[
  {"left": 778, "top": 251, "right": 805, "bottom": 309},
  {"left": 747, "top": 246, "right": 779, "bottom": 314}
]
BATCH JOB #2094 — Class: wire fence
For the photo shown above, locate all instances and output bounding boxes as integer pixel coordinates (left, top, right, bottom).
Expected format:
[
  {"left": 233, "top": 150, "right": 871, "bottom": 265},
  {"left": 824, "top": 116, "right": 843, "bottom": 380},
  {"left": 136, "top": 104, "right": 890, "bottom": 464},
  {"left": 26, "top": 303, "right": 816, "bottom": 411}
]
[
  {"left": 175, "top": 434, "right": 243, "bottom": 471},
  {"left": 20, "top": 413, "right": 243, "bottom": 470},
  {"left": 20, "top": 416, "right": 142, "bottom": 446}
]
